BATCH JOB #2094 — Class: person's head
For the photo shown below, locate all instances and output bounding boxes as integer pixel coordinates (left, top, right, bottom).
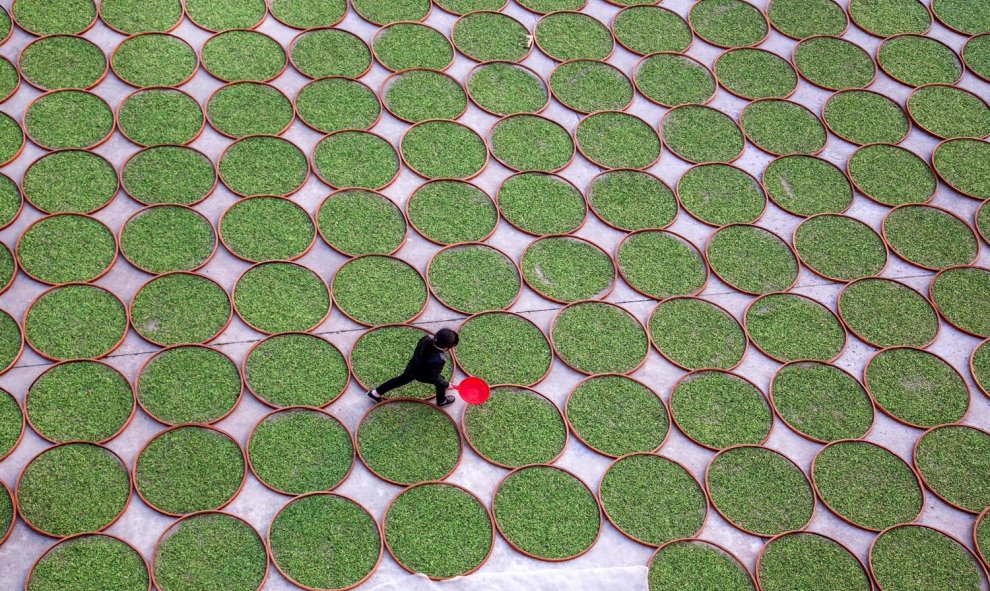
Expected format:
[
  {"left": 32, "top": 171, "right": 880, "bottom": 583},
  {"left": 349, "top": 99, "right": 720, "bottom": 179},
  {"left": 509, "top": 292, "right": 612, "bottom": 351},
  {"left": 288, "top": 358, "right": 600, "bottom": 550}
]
[{"left": 435, "top": 328, "right": 459, "bottom": 350}]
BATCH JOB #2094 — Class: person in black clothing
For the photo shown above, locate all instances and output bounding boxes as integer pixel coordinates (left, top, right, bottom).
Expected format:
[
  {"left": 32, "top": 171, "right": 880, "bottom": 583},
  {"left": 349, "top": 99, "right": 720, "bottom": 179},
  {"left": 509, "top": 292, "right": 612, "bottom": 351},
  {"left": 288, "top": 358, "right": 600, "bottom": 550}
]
[{"left": 365, "top": 328, "right": 459, "bottom": 406}]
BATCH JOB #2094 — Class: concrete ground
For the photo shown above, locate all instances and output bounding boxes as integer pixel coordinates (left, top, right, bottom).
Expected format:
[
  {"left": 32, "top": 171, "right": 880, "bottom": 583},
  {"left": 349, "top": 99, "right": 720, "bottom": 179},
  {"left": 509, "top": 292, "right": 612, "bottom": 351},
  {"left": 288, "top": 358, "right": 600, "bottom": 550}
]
[{"left": 0, "top": 0, "right": 988, "bottom": 589}]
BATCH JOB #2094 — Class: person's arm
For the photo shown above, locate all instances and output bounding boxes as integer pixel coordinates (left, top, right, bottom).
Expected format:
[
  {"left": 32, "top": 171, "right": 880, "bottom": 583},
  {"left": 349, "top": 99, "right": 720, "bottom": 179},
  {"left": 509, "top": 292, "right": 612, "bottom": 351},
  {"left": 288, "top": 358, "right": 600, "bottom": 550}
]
[
  {"left": 407, "top": 336, "right": 431, "bottom": 373},
  {"left": 410, "top": 336, "right": 431, "bottom": 365}
]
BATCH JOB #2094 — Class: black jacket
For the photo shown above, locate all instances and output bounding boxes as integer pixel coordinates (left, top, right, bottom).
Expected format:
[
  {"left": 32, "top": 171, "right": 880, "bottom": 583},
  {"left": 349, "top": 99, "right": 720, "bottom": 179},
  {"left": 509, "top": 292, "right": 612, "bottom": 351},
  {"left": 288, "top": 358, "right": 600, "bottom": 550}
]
[{"left": 405, "top": 335, "right": 448, "bottom": 383}]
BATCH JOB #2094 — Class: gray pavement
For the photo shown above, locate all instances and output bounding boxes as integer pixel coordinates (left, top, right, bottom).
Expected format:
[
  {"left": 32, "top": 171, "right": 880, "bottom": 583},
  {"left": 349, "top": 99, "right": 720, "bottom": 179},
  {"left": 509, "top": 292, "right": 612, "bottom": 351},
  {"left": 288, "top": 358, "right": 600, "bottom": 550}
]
[{"left": 0, "top": 0, "right": 988, "bottom": 589}]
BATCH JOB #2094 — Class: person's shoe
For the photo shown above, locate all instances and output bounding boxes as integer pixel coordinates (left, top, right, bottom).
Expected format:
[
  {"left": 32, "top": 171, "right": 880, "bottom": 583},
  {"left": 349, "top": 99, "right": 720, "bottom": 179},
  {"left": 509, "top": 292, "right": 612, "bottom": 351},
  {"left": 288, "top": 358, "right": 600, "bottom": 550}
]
[
  {"left": 437, "top": 395, "right": 455, "bottom": 407},
  {"left": 366, "top": 389, "right": 381, "bottom": 403}
]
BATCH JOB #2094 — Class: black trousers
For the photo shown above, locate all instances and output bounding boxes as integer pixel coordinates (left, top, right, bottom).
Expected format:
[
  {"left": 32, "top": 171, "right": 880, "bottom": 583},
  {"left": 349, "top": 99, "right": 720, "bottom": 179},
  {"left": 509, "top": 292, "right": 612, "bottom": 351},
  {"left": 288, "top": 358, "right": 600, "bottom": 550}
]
[{"left": 377, "top": 370, "right": 448, "bottom": 404}]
